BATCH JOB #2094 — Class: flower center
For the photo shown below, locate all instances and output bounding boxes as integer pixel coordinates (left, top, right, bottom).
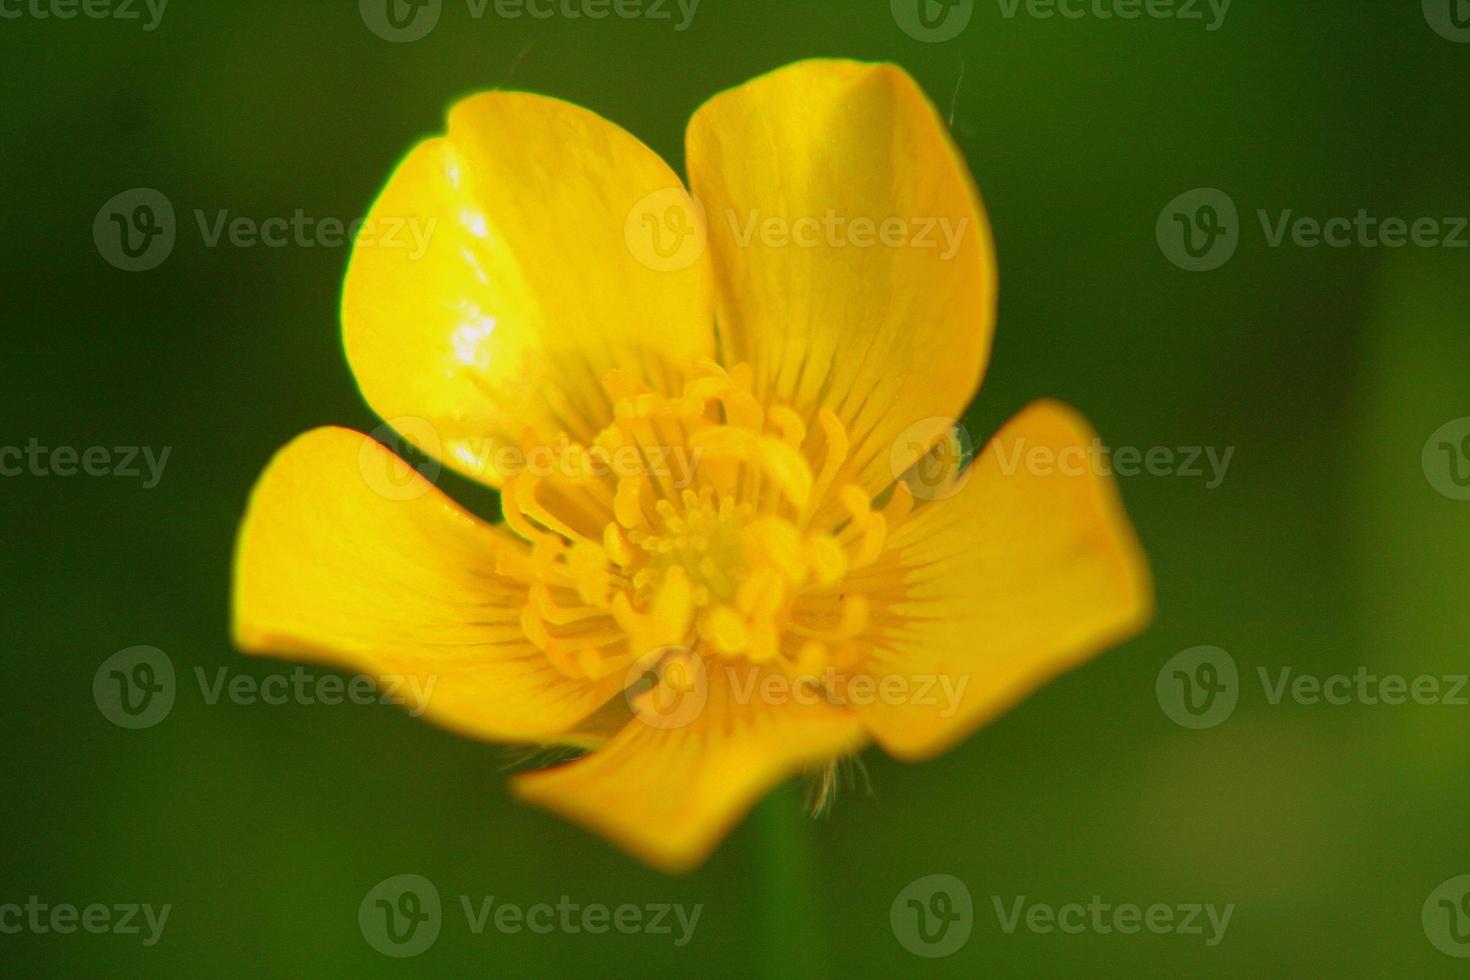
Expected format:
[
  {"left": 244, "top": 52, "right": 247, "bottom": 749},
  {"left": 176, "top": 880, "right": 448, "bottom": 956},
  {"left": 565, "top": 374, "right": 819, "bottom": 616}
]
[
  {"left": 496, "top": 359, "right": 909, "bottom": 685},
  {"left": 628, "top": 491, "right": 750, "bottom": 608}
]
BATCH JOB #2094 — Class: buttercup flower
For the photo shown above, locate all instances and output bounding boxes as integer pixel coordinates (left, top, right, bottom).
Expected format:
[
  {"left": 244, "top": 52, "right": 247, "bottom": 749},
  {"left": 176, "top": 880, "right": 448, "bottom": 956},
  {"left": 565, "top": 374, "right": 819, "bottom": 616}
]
[{"left": 232, "top": 59, "right": 1151, "bottom": 872}]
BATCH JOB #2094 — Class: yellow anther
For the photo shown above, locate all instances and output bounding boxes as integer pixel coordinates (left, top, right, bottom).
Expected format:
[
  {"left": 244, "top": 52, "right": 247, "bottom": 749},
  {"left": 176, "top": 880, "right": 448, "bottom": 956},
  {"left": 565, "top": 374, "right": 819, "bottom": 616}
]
[
  {"left": 757, "top": 437, "right": 813, "bottom": 509},
  {"left": 504, "top": 359, "right": 886, "bottom": 678},
  {"left": 745, "top": 517, "right": 806, "bottom": 584},
  {"left": 806, "top": 533, "right": 847, "bottom": 585},
  {"left": 603, "top": 523, "right": 633, "bottom": 567},
  {"left": 838, "top": 484, "right": 871, "bottom": 524},
  {"left": 699, "top": 605, "right": 749, "bottom": 655},
  {"left": 806, "top": 408, "right": 849, "bottom": 520},
  {"left": 746, "top": 622, "right": 780, "bottom": 662},
  {"left": 649, "top": 565, "right": 694, "bottom": 646},
  {"left": 849, "top": 513, "right": 887, "bottom": 570},
  {"left": 614, "top": 476, "right": 649, "bottom": 530},
  {"left": 691, "top": 425, "right": 760, "bottom": 458},
  {"left": 566, "top": 541, "right": 611, "bottom": 606},
  {"left": 767, "top": 405, "right": 807, "bottom": 446},
  {"left": 736, "top": 566, "right": 787, "bottom": 620}
]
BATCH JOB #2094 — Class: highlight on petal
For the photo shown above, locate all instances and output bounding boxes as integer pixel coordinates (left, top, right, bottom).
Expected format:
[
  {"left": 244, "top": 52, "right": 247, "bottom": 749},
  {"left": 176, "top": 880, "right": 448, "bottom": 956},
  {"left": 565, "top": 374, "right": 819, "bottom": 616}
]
[
  {"left": 845, "top": 401, "right": 1153, "bottom": 760},
  {"left": 686, "top": 59, "right": 997, "bottom": 507},
  {"left": 232, "top": 427, "right": 621, "bottom": 744},
  {"left": 343, "top": 90, "right": 715, "bottom": 489},
  {"left": 512, "top": 657, "right": 866, "bottom": 872}
]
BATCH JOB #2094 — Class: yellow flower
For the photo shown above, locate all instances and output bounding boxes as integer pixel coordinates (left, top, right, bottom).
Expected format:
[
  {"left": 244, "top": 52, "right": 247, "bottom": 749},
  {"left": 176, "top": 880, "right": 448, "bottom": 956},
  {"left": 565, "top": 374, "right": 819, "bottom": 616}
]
[{"left": 232, "top": 59, "right": 1151, "bottom": 872}]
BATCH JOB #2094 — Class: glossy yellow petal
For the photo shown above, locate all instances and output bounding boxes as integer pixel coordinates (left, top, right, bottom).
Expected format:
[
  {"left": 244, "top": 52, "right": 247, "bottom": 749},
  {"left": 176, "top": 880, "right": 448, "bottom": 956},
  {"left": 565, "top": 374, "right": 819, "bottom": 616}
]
[
  {"left": 686, "top": 59, "right": 996, "bottom": 501},
  {"left": 512, "top": 661, "right": 865, "bottom": 872},
  {"left": 232, "top": 427, "right": 620, "bottom": 743},
  {"left": 344, "top": 92, "right": 714, "bottom": 487},
  {"left": 848, "top": 401, "right": 1152, "bottom": 760}
]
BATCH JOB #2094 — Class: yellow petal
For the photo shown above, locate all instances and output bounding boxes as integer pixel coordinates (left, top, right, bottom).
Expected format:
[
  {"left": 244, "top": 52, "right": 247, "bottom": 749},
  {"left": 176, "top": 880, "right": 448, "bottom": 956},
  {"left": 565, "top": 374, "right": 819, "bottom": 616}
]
[
  {"left": 512, "top": 661, "right": 865, "bottom": 872},
  {"left": 686, "top": 59, "right": 996, "bottom": 500},
  {"left": 344, "top": 91, "right": 714, "bottom": 487},
  {"left": 232, "top": 427, "right": 620, "bottom": 743},
  {"left": 849, "top": 401, "right": 1152, "bottom": 760}
]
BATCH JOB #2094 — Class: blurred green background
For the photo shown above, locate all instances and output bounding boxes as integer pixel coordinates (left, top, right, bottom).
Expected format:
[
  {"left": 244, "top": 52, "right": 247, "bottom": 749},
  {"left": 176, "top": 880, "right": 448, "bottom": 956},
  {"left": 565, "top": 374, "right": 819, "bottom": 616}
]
[{"left": 3, "top": 0, "right": 1469, "bottom": 975}]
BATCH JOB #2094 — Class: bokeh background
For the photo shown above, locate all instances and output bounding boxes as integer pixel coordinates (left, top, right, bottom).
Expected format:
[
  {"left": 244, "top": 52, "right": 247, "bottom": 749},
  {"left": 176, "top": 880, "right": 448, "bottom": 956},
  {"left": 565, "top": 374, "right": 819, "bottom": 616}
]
[{"left": 4, "top": 0, "right": 1469, "bottom": 975}]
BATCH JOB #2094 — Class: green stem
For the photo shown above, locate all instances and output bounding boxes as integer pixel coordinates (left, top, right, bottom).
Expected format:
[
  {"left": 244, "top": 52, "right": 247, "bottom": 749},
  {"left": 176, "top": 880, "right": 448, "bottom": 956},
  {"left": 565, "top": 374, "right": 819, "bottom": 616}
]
[{"left": 757, "top": 782, "right": 826, "bottom": 980}]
